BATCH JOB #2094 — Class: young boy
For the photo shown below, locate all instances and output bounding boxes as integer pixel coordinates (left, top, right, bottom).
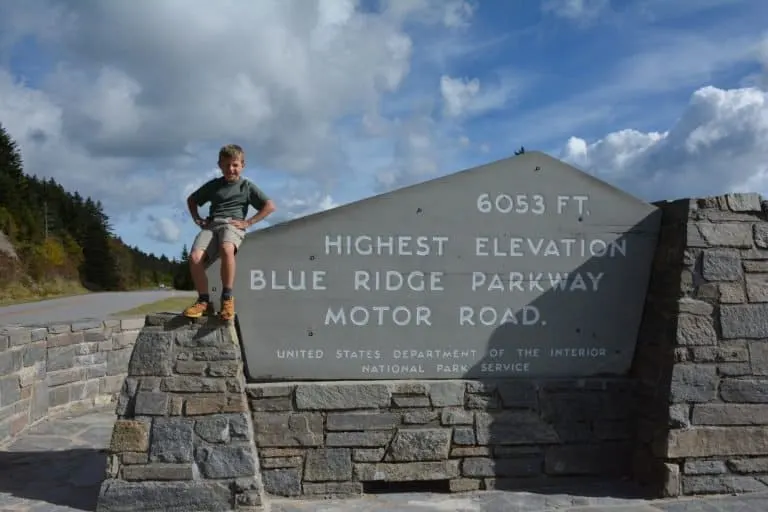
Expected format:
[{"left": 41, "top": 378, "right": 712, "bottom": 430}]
[{"left": 183, "top": 144, "right": 276, "bottom": 321}]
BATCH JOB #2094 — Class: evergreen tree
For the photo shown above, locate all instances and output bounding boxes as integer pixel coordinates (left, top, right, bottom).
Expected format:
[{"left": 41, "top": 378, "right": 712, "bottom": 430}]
[
  {"left": 173, "top": 245, "right": 194, "bottom": 290},
  {"left": 0, "top": 122, "right": 183, "bottom": 296}
]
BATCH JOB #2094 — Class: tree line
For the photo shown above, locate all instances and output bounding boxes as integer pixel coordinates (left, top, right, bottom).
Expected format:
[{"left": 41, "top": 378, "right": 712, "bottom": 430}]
[{"left": 0, "top": 123, "right": 193, "bottom": 295}]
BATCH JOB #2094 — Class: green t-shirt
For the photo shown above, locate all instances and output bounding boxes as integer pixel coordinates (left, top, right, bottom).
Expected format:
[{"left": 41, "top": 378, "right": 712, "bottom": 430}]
[{"left": 190, "top": 177, "right": 270, "bottom": 220}]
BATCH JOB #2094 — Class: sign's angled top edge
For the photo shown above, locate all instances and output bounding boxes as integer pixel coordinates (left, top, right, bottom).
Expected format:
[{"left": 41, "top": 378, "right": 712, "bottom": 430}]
[{"left": 259, "top": 151, "right": 660, "bottom": 234}]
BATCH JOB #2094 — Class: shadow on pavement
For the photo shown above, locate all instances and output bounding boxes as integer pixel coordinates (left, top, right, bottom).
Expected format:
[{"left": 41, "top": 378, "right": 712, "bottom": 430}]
[{"left": 0, "top": 448, "right": 106, "bottom": 511}]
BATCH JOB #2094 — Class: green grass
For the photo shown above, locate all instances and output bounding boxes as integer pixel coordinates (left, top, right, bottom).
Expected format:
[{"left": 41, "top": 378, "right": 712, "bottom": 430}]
[
  {"left": 0, "top": 278, "right": 89, "bottom": 306},
  {"left": 110, "top": 296, "right": 195, "bottom": 318}
]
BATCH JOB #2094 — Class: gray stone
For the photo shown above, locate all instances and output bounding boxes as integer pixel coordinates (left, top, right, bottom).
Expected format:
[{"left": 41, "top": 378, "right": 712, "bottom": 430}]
[
  {"left": 302, "top": 482, "right": 363, "bottom": 498},
  {"left": 127, "top": 331, "right": 173, "bottom": 376},
  {"left": 746, "top": 274, "right": 768, "bottom": 302},
  {"left": 354, "top": 460, "right": 460, "bottom": 481},
  {"left": 326, "top": 412, "right": 400, "bottom": 431},
  {"left": 31, "top": 381, "right": 48, "bottom": 421},
  {"left": 678, "top": 298, "right": 714, "bottom": 316},
  {"left": 253, "top": 412, "right": 323, "bottom": 447},
  {"left": 250, "top": 398, "right": 292, "bottom": 413},
  {"left": 0, "top": 349, "right": 21, "bottom": 375},
  {"left": 228, "top": 413, "right": 251, "bottom": 440},
  {"left": 693, "top": 404, "right": 768, "bottom": 425},
  {"left": 670, "top": 365, "right": 718, "bottom": 403},
  {"left": 403, "top": 410, "right": 438, "bottom": 424},
  {"left": 353, "top": 448, "right": 385, "bottom": 462},
  {"left": 440, "top": 408, "right": 473, "bottom": 425},
  {"left": 702, "top": 250, "right": 742, "bottom": 281},
  {"left": 22, "top": 341, "right": 46, "bottom": 367},
  {"left": 719, "top": 283, "right": 746, "bottom": 303},
  {"left": 461, "top": 456, "right": 541, "bottom": 477},
  {"left": 392, "top": 395, "right": 431, "bottom": 407},
  {"left": 698, "top": 223, "right": 753, "bottom": 248},
  {"left": 47, "top": 346, "right": 75, "bottom": 371},
  {"left": 676, "top": 315, "right": 717, "bottom": 346},
  {"left": 428, "top": 381, "right": 465, "bottom": 406},
  {"left": 176, "top": 327, "right": 222, "bottom": 347},
  {"left": 720, "top": 379, "right": 768, "bottom": 403},
  {"left": 475, "top": 411, "right": 559, "bottom": 445},
  {"left": 246, "top": 384, "right": 294, "bottom": 398},
  {"left": 326, "top": 431, "right": 394, "bottom": 447},
  {"left": 122, "top": 463, "right": 197, "bottom": 481},
  {"left": 133, "top": 391, "right": 169, "bottom": 416},
  {"left": 666, "top": 426, "right": 768, "bottom": 457},
  {"left": 721, "top": 304, "right": 768, "bottom": 339},
  {"left": 149, "top": 418, "right": 195, "bottom": 463},
  {"left": 756, "top": 224, "right": 768, "bottom": 248},
  {"left": 690, "top": 344, "right": 748, "bottom": 363},
  {"left": 727, "top": 193, "right": 762, "bottom": 212},
  {"left": 683, "top": 460, "right": 727, "bottom": 475},
  {"left": 96, "top": 479, "right": 231, "bottom": 511},
  {"left": 750, "top": 342, "right": 768, "bottom": 375},
  {"left": 682, "top": 475, "right": 768, "bottom": 494},
  {"left": 728, "top": 458, "right": 768, "bottom": 473},
  {"left": 107, "top": 347, "right": 134, "bottom": 376},
  {"left": 194, "top": 416, "right": 230, "bottom": 443},
  {"left": 385, "top": 428, "right": 451, "bottom": 462},
  {"left": 453, "top": 427, "right": 476, "bottom": 445},
  {"left": 0, "top": 375, "right": 20, "bottom": 407},
  {"left": 262, "top": 468, "right": 302, "bottom": 497},
  {"left": 304, "top": 448, "right": 353, "bottom": 481},
  {"left": 295, "top": 383, "right": 391, "bottom": 409},
  {"left": 668, "top": 404, "right": 690, "bottom": 428},
  {"left": 161, "top": 376, "right": 227, "bottom": 393},
  {"left": 196, "top": 445, "right": 258, "bottom": 478},
  {"left": 744, "top": 260, "right": 768, "bottom": 272}
]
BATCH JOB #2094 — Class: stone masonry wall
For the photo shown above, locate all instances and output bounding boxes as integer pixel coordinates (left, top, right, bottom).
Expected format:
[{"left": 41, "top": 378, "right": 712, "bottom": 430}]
[
  {"left": 633, "top": 193, "right": 768, "bottom": 497},
  {"left": 0, "top": 317, "right": 145, "bottom": 447},
  {"left": 96, "top": 313, "right": 266, "bottom": 512},
  {"left": 247, "top": 378, "right": 635, "bottom": 500}
]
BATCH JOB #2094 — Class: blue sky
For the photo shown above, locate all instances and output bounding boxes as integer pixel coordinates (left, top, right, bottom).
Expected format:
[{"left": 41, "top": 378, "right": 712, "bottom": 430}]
[{"left": 0, "top": 0, "right": 767, "bottom": 259}]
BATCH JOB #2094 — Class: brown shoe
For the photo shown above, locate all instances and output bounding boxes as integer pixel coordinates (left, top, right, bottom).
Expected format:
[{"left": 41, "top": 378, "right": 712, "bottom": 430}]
[
  {"left": 219, "top": 297, "right": 236, "bottom": 321},
  {"left": 183, "top": 300, "right": 212, "bottom": 318}
]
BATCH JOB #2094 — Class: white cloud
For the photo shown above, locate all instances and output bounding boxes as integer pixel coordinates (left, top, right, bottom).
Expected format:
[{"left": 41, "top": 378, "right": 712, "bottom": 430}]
[
  {"left": 559, "top": 85, "right": 768, "bottom": 201},
  {"left": 541, "top": 0, "right": 609, "bottom": 22},
  {"left": 146, "top": 216, "right": 181, "bottom": 244},
  {"left": 0, "top": 0, "right": 452, "bottom": 218},
  {"left": 440, "top": 74, "right": 515, "bottom": 118}
]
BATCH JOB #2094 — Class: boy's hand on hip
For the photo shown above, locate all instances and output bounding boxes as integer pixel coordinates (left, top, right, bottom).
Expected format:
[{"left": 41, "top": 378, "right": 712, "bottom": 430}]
[{"left": 229, "top": 219, "right": 249, "bottom": 230}]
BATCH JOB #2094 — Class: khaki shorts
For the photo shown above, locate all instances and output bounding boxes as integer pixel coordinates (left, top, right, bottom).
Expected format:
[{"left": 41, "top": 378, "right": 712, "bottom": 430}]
[{"left": 190, "top": 218, "right": 246, "bottom": 263}]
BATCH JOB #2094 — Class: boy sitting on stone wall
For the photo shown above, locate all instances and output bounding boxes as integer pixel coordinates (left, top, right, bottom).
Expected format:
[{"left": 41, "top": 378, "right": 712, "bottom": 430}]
[{"left": 183, "top": 144, "right": 276, "bottom": 321}]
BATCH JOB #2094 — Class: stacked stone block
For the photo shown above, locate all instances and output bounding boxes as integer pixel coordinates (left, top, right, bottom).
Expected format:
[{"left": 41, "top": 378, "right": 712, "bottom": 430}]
[
  {"left": 247, "top": 378, "right": 635, "bottom": 499},
  {"left": 96, "top": 313, "right": 266, "bottom": 511},
  {"left": 634, "top": 193, "right": 768, "bottom": 496},
  {"left": 0, "top": 317, "right": 144, "bottom": 446}
]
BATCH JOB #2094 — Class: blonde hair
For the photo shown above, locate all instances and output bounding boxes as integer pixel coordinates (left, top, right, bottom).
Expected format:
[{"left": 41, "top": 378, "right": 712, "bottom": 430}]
[{"left": 218, "top": 144, "right": 245, "bottom": 164}]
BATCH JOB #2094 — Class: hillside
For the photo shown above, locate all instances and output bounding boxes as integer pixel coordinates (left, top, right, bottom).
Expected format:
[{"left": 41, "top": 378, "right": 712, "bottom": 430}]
[{"left": 0, "top": 123, "right": 190, "bottom": 304}]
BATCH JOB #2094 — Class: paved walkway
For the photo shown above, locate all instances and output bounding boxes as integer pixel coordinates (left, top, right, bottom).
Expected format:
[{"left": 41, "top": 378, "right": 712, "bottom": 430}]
[{"left": 0, "top": 409, "right": 766, "bottom": 512}]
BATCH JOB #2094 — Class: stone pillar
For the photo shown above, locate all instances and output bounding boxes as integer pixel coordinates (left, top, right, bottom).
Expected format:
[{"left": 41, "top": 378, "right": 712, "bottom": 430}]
[
  {"left": 633, "top": 193, "right": 768, "bottom": 497},
  {"left": 96, "top": 314, "right": 266, "bottom": 511}
]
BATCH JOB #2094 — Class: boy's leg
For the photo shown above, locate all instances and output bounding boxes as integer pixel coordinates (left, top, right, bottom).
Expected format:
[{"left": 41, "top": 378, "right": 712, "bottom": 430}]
[
  {"left": 183, "top": 228, "right": 217, "bottom": 318},
  {"left": 217, "top": 225, "right": 246, "bottom": 321}
]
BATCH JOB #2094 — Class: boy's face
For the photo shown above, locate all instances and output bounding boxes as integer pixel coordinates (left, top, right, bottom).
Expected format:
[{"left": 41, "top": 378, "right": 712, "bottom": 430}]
[{"left": 219, "top": 156, "right": 244, "bottom": 182}]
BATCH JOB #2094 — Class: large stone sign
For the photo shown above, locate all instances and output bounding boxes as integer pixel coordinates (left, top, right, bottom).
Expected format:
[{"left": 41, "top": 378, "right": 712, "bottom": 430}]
[{"left": 207, "top": 151, "right": 662, "bottom": 381}]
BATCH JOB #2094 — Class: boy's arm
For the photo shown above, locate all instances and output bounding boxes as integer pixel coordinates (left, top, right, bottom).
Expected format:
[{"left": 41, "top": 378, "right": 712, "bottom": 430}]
[
  {"left": 245, "top": 182, "right": 276, "bottom": 227},
  {"left": 187, "top": 180, "right": 213, "bottom": 227}
]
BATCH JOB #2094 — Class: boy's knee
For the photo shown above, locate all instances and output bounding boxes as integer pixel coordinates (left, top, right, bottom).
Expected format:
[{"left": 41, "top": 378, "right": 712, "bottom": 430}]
[
  {"left": 221, "top": 243, "right": 236, "bottom": 256},
  {"left": 189, "top": 250, "right": 206, "bottom": 265}
]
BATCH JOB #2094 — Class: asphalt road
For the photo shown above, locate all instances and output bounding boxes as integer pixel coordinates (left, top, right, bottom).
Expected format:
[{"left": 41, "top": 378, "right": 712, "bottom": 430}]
[{"left": 0, "top": 290, "right": 196, "bottom": 327}]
